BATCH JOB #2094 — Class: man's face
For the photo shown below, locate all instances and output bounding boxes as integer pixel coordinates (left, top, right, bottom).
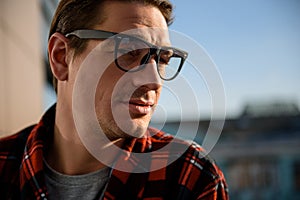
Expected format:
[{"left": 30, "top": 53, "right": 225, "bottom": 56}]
[{"left": 71, "top": 2, "right": 170, "bottom": 140}]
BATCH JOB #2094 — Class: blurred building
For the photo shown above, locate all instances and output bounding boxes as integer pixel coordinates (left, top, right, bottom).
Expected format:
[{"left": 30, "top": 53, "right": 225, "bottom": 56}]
[
  {"left": 151, "top": 102, "right": 300, "bottom": 200},
  {"left": 0, "top": 0, "right": 59, "bottom": 135},
  {"left": 0, "top": 0, "right": 44, "bottom": 134}
]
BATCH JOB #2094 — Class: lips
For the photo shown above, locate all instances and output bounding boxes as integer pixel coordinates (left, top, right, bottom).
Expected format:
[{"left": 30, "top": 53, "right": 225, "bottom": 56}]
[
  {"left": 128, "top": 99, "right": 154, "bottom": 115},
  {"left": 115, "top": 86, "right": 157, "bottom": 116}
]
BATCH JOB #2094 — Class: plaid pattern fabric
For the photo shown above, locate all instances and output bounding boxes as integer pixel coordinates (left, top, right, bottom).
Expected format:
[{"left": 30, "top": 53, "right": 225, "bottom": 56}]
[{"left": 0, "top": 105, "right": 228, "bottom": 200}]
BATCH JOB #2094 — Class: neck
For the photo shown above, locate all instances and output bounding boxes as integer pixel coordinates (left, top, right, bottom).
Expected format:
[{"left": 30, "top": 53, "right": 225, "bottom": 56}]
[
  {"left": 46, "top": 125, "right": 107, "bottom": 175},
  {"left": 45, "top": 101, "right": 126, "bottom": 175},
  {"left": 45, "top": 102, "right": 108, "bottom": 175}
]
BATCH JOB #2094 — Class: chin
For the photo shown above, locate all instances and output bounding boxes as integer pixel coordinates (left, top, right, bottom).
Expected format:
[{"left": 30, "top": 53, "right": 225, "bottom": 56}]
[
  {"left": 97, "top": 105, "right": 151, "bottom": 139},
  {"left": 117, "top": 117, "right": 150, "bottom": 139}
]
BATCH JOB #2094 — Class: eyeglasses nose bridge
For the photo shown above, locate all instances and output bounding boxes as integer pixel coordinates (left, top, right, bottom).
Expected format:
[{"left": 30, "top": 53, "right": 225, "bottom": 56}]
[
  {"left": 139, "top": 47, "right": 159, "bottom": 65},
  {"left": 148, "top": 47, "right": 161, "bottom": 63}
]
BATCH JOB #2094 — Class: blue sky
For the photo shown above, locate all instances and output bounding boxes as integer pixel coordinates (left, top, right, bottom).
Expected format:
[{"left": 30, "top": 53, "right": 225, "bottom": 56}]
[{"left": 160, "top": 0, "right": 300, "bottom": 119}]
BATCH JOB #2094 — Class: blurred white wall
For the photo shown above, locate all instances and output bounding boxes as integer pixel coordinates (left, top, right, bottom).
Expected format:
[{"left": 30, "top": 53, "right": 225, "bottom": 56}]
[{"left": 0, "top": 0, "right": 43, "bottom": 135}]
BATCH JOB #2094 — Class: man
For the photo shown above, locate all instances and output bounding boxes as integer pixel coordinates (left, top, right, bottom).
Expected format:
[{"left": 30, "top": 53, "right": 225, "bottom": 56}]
[{"left": 0, "top": 0, "right": 228, "bottom": 199}]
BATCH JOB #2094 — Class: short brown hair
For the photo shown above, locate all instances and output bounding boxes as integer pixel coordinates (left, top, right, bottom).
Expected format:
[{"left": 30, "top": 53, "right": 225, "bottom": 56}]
[{"left": 48, "top": 0, "right": 174, "bottom": 92}]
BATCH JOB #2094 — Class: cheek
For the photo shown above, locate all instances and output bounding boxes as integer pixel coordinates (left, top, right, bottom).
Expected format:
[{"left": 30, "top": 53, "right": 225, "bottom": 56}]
[
  {"left": 95, "top": 79, "right": 113, "bottom": 113},
  {"left": 95, "top": 65, "right": 124, "bottom": 108}
]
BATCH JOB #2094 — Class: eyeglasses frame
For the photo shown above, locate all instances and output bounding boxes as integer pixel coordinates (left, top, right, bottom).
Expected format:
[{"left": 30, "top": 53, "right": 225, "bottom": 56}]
[{"left": 65, "top": 29, "right": 188, "bottom": 80}]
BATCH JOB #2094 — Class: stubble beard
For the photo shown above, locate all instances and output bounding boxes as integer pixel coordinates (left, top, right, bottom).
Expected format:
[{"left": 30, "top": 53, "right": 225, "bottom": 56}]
[{"left": 96, "top": 111, "right": 150, "bottom": 141}]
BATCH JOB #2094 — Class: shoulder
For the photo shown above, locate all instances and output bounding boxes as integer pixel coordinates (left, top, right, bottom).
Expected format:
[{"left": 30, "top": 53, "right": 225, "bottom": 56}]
[
  {"left": 183, "top": 141, "right": 222, "bottom": 179},
  {"left": 0, "top": 125, "right": 35, "bottom": 167},
  {"left": 175, "top": 141, "right": 228, "bottom": 199},
  {"left": 0, "top": 125, "right": 34, "bottom": 151},
  {"left": 148, "top": 127, "right": 220, "bottom": 174},
  {"left": 0, "top": 125, "right": 35, "bottom": 198},
  {"left": 148, "top": 128, "right": 228, "bottom": 198}
]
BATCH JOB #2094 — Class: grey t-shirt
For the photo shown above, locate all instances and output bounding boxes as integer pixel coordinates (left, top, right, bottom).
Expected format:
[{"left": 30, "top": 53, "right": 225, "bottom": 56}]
[{"left": 44, "top": 160, "right": 110, "bottom": 200}]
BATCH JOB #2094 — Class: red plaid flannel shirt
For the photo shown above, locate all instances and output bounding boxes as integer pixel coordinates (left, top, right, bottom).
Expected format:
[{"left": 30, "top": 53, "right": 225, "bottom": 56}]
[{"left": 0, "top": 105, "right": 228, "bottom": 199}]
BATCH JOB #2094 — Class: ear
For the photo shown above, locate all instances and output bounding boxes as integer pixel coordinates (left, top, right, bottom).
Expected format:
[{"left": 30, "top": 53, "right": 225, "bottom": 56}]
[{"left": 48, "top": 32, "right": 70, "bottom": 81}]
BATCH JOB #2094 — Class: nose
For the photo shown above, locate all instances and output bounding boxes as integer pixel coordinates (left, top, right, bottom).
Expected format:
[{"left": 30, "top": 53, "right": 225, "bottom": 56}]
[{"left": 132, "top": 55, "right": 162, "bottom": 89}]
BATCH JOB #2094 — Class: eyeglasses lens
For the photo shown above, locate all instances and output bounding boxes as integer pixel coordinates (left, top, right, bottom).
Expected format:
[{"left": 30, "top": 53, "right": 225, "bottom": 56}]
[{"left": 116, "top": 37, "right": 182, "bottom": 80}]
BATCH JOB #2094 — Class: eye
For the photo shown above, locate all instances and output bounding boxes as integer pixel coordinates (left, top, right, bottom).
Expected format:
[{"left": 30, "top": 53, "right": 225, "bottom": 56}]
[{"left": 159, "top": 49, "right": 173, "bottom": 64}]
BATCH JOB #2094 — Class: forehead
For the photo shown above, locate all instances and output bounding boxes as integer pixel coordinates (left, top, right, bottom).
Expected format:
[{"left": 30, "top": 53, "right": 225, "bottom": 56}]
[{"left": 94, "top": 1, "right": 170, "bottom": 46}]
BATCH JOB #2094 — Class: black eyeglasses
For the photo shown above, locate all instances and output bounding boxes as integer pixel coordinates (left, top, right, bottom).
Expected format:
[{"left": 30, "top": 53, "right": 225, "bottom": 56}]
[{"left": 65, "top": 29, "right": 188, "bottom": 80}]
